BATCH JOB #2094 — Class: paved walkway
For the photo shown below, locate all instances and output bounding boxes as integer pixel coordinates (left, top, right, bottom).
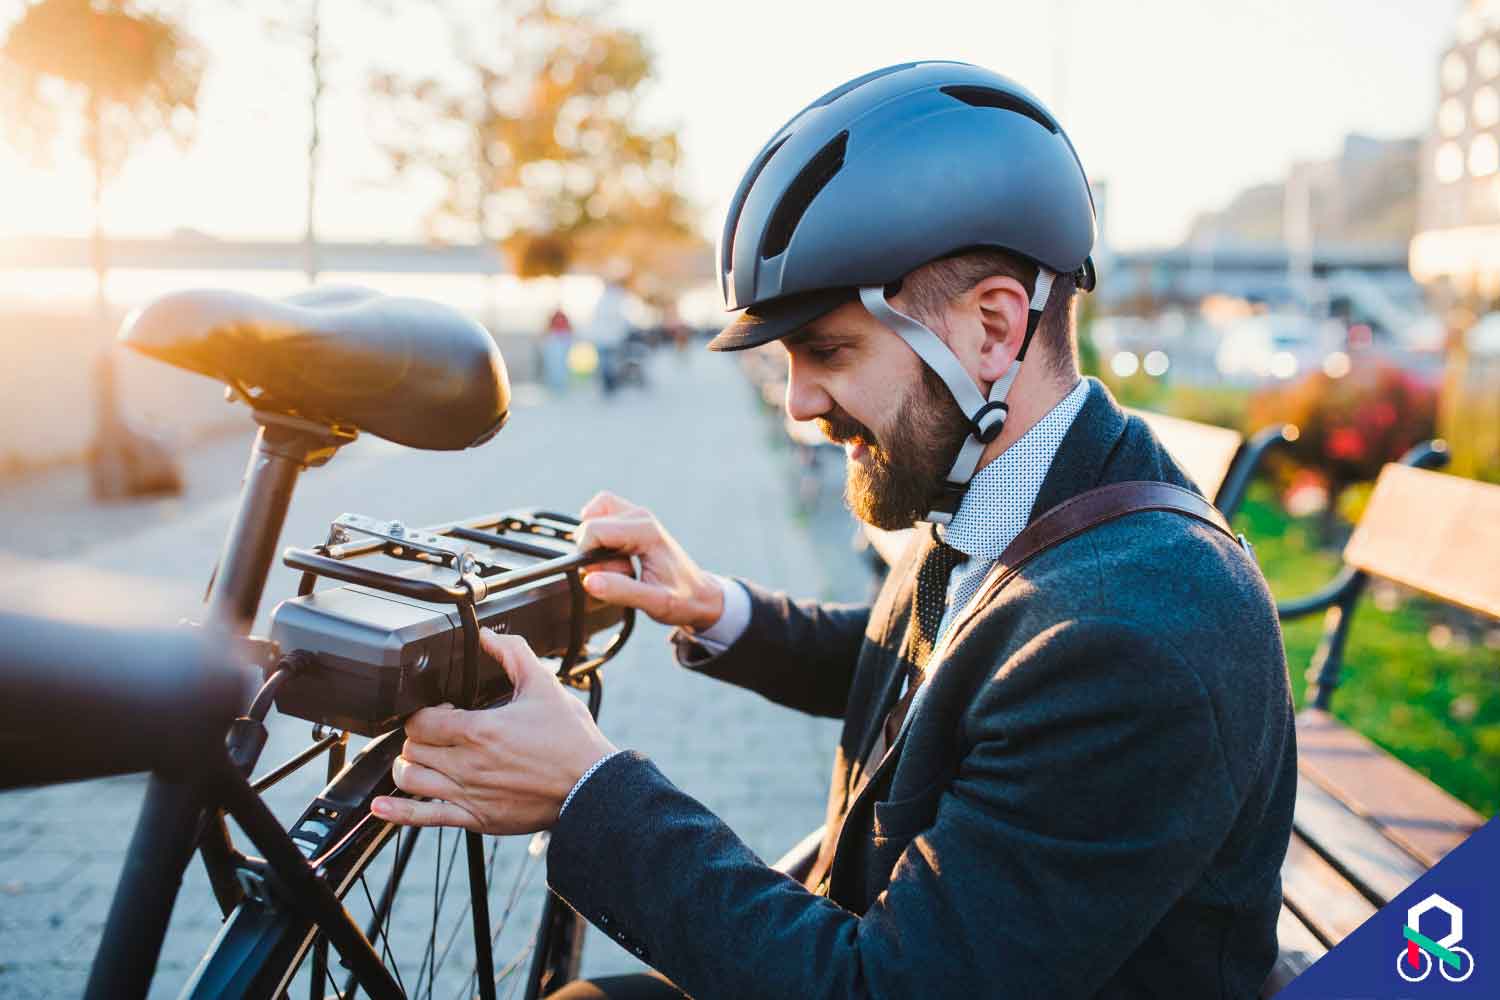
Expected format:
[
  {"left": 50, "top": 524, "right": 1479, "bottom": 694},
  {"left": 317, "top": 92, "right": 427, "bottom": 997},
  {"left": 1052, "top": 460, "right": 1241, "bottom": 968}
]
[{"left": 0, "top": 346, "right": 869, "bottom": 997}]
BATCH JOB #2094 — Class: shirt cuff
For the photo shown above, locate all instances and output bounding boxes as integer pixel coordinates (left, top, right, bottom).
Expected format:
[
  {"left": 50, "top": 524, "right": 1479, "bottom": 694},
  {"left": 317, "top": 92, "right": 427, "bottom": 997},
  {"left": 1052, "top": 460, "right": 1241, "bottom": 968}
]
[
  {"left": 670, "top": 574, "right": 751, "bottom": 662},
  {"left": 559, "top": 748, "right": 628, "bottom": 817}
]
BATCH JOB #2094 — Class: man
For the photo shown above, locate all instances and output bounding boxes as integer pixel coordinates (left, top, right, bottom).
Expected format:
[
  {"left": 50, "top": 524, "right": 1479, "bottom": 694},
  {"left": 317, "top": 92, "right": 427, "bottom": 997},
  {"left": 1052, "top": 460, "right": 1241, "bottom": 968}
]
[{"left": 373, "top": 62, "right": 1296, "bottom": 998}]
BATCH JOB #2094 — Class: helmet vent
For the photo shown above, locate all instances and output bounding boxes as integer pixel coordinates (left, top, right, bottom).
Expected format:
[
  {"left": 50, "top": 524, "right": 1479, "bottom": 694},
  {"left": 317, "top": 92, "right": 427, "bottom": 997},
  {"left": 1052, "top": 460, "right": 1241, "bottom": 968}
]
[
  {"left": 760, "top": 131, "right": 848, "bottom": 260},
  {"left": 724, "top": 135, "right": 789, "bottom": 272},
  {"left": 940, "top": 86, "right": 1058, "bottom": 133}
]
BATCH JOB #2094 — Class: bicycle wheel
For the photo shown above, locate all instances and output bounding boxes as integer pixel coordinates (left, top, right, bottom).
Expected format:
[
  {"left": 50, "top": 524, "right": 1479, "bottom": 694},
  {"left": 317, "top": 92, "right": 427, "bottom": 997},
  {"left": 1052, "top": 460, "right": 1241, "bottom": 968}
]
[{"left": 183, "top": 725, "right": 584, "bottom": 1000}]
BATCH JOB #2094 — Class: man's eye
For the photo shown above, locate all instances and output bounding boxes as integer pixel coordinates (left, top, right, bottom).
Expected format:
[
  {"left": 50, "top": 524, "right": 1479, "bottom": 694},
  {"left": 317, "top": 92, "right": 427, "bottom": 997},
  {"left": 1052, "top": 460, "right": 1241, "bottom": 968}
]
[{"left": 808, "top": 345, "right": 841, "bottom": 362}]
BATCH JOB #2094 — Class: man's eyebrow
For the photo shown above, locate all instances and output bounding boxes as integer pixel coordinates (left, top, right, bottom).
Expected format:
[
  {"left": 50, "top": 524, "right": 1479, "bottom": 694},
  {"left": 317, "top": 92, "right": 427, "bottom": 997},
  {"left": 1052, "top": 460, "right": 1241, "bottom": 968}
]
[{"left": 783, "top": 325, "right": 852, "bottom": 348}]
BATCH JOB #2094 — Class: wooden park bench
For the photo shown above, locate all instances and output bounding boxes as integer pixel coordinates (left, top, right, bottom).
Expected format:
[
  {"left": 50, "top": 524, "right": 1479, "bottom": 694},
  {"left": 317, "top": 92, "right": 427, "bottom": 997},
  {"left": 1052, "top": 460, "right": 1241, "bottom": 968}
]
[{"left": 1265, "top": 449, "right": 1494, "bottom": 993}]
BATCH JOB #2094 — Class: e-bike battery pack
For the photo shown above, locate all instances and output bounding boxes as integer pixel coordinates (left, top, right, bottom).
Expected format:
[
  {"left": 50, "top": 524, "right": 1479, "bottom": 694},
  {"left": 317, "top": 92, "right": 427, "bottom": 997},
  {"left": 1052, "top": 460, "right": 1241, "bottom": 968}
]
[{"left": 269, "top": 567, "right": 623, "bottom": 736}]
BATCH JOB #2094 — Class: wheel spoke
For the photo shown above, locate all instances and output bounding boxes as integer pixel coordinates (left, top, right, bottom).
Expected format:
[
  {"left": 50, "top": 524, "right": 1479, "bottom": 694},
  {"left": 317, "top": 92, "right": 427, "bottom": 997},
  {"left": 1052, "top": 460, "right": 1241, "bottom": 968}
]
[
  {"left": 324, "top": 962, "right": 347, "bottom": 1000},
  {"left": 413, "top": 825, "right": 465, "bottom": 999},
  {"left": 496, "top": 941, "right": 537, "bottom": 1000},
  {"left": 357, "top": 870, "right": 407, "bottom": 997},
  {"left": 494, "top": 834, "right": 549, "bottom": 946}
]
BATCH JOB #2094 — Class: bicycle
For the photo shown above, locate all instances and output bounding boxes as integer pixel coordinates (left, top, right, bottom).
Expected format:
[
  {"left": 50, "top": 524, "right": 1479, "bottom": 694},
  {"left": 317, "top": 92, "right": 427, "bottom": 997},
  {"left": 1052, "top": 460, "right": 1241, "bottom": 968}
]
[{"left": 0, "top": 285, "right": 637, "bottom": 1000}]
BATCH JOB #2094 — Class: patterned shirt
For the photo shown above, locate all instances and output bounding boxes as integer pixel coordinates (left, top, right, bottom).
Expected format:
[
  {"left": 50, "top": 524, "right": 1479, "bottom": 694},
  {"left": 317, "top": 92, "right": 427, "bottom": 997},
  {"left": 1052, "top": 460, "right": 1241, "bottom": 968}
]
[{"left": 929, "top": 375, "right": 1091, "bottom": 652}]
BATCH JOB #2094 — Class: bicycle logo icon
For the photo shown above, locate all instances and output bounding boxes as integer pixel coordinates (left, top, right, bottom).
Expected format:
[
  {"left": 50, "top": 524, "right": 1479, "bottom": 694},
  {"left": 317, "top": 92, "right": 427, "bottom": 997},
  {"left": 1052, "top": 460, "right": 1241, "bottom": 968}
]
[{"left": 1397, "top": 892, "right": 1477, "bottom": 983}]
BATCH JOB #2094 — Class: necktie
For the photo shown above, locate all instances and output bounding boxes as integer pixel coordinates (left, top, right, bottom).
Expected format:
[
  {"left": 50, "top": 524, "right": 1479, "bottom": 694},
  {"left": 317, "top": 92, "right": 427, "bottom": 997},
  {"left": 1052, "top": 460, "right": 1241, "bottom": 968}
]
[
  {"left": 882, "top": 524, "right": 967, "bottom": 750},
  {"left": 806, "top": 525, "right": 966, "bottom": 894}
]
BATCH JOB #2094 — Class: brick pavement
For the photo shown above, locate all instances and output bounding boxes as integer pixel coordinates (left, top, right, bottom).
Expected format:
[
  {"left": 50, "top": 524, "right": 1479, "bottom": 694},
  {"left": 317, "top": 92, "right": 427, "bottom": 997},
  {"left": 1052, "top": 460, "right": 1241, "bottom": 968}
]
[{"left": 0, "top": 345, "right": 870, "bottom": 997}]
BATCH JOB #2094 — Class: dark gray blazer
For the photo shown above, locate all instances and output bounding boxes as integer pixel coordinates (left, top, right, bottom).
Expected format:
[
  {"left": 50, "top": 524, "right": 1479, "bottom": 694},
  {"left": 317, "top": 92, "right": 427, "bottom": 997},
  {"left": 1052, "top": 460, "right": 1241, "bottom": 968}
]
[{"left": 548, "top": 378, "right": 1297, "bottom": 999}]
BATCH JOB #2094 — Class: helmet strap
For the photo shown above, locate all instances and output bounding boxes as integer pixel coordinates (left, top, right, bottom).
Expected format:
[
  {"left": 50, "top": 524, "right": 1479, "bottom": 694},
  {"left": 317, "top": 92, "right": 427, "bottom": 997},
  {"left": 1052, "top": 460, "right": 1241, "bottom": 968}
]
[{"left": 857, "top": 268, "right": 1055, "bottom": 525}]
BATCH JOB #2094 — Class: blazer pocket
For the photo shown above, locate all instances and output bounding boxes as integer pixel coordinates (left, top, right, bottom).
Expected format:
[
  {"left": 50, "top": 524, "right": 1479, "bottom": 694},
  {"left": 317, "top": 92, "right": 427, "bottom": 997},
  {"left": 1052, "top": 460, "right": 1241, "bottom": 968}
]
[{"left": 871, "top": 784, "right": 942, "bottom": 842}]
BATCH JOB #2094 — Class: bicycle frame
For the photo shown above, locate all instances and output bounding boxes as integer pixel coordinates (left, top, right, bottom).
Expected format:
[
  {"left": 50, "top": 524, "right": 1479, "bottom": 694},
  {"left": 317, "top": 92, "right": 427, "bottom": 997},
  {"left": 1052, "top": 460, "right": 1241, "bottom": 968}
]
[
  {"left": 83, "top": 412, "right": 408, "bottom": 999},
  {"left": 78, "top": 407, "right": 611, "bottom": 1000}
]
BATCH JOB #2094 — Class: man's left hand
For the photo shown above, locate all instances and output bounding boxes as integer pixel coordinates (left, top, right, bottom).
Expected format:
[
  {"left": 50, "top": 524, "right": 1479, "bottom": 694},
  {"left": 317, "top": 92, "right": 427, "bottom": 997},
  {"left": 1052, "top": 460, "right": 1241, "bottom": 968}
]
[{"left": 371, "top": 630, "right": 618, "bottom": 834}]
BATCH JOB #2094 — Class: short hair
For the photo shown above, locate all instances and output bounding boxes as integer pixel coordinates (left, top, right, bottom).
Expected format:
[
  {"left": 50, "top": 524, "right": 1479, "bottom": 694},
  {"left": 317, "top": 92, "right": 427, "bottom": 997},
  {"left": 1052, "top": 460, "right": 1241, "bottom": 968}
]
[{"left": 899, "top": 248, "right": 1079, "bottom": 381}]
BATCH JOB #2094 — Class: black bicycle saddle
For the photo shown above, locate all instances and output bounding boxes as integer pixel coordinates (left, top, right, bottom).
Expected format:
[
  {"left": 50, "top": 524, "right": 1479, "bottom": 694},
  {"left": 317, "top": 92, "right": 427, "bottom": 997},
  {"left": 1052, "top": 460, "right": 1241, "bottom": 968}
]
[{"left": 119, "top": 286, "right": 510, "bottom": 451}]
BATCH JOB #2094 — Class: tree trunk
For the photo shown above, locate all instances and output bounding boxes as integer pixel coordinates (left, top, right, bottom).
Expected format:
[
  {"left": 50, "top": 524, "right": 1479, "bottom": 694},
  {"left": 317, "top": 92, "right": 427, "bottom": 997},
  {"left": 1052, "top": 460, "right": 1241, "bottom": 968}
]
[
  {"left": 87, "top": 95, "right": 109, "bottom": 336},
  {"left": 304, "top": 0, "right": 323, "bottom": 285}
]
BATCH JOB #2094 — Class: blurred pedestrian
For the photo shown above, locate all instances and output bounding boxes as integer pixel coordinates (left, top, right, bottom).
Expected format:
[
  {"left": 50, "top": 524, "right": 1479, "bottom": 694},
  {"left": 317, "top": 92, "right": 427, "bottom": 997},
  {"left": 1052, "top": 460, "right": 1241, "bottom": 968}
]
[
  {"left": 589, "top": 280, "right": 637, "bottom": 395},
  {"left": 541, "top": 307, "right": 573, "bottom": 394}
]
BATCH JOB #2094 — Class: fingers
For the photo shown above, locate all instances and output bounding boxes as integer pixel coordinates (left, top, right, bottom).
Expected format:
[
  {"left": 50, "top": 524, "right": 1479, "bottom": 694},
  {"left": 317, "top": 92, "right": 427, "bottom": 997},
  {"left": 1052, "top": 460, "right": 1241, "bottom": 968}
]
[
  {"left": 575, "top": 513, "right": 658, "bottom": 555},
  {"left": 479, "top": 630, "right": 547, "bottom": 691},
  {"left": 399, "top": 737, "right": 469, "bottom": 775},
  {"left": 370, "top": 794, "right": 480, "bottom": 830},
  {"left": 404, "top": 704, "right": 470, "bottom": 746},
  {"left": 579, "top": 491, "right": 642, "bottom": 521},
  {"left": 581, "top": 555, "right": 636, "bottom": 581},
  {"left": 392, "top": 755, "right": 465, "bottom": 801},
  {"left": 579, "top": 571, "right": 676, "bottom": 620}
]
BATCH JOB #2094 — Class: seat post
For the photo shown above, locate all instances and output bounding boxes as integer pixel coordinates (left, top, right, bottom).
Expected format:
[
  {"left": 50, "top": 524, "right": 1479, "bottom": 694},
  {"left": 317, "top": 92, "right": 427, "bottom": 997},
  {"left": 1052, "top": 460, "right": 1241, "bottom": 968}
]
[{"left": 207, "top": 412, "right": 355, "bottom": 632}]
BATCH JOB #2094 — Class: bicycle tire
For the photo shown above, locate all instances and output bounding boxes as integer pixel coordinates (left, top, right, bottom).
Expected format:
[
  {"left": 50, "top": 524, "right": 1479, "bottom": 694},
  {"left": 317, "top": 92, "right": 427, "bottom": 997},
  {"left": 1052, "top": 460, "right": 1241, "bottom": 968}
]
[{"left": 182, "top": 727, "right": 584, "bottom": 1000}]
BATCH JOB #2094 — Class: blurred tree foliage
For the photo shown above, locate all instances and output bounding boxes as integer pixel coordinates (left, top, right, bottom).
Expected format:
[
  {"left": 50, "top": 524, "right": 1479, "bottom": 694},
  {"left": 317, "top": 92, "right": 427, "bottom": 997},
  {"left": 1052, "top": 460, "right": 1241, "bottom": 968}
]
[
  {"left": 1248, "top": 361, "right": 1438, "bottom": 539},
  {"left": 371, "top": 0, "right": 707, "bottom": 305},
  {"left": 0, "top": 0, "right": 200, "bottom": 314}
]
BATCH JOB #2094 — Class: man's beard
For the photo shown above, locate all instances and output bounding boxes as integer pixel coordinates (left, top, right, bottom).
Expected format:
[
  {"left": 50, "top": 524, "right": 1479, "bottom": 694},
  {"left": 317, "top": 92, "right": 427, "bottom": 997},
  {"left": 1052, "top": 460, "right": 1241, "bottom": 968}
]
[{"left": 817, "top": 368, "right": 972, "bottom": 530}]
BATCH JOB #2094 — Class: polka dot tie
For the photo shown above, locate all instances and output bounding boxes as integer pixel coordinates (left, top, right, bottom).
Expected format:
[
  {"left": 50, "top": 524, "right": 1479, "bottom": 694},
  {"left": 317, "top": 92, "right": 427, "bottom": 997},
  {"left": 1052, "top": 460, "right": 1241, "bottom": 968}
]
[{"left": 884, "top": 524, "right": 967, "bottom": 748}]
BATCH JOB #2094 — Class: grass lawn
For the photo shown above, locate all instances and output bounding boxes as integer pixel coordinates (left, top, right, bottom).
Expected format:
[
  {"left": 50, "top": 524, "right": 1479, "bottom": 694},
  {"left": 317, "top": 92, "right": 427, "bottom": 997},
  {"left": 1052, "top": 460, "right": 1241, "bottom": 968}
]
[{"left": 1233, "top": 483, "right": 1500, "bottom": 817}]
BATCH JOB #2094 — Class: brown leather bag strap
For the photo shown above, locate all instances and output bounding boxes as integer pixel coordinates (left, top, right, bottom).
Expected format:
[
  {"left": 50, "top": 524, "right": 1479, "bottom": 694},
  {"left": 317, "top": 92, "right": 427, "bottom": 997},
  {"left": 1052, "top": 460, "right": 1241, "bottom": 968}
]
[
  {"left": 992, "top": 480, "right": 1236, "bottom": 596},
  {"left": 804, "top": 482, "right": 1236, "bottom": 897}
]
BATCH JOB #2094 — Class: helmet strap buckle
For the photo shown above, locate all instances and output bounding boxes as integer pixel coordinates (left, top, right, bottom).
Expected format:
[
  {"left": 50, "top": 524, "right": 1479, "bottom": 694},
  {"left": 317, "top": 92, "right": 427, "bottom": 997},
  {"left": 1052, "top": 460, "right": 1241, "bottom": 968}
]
[
  {"left": 969, "top": 400, "right": 1009, "bottom": 443},
  {"left": 925, "top": 479, "right": 968, "bottom": 525}
]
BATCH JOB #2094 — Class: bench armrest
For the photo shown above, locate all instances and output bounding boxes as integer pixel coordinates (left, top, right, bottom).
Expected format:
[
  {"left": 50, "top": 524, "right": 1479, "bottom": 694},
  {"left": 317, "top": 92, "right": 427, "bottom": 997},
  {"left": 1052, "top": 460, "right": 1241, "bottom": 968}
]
[
  {"left": 770, "top": 825, "right": 826, "bottom": 883},
  {"left": 1216, "top": 424, "right": 1297, "bottom": 520},
  {"left": 1273, "top": 439, "right": 1450, "bottom": 622}
]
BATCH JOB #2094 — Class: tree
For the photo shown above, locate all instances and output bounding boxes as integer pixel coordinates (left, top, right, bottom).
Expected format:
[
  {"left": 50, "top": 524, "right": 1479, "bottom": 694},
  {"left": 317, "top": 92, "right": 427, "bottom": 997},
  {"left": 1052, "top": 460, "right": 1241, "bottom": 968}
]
[
  {"left": 252, "top": 0, "right": 330, "bottom": 284},
  {"left": 370, "top": 0, "right": 707, "bottom": 305},
  {"left": 0, "top": 0, "right": 201, "bottom": 325}
]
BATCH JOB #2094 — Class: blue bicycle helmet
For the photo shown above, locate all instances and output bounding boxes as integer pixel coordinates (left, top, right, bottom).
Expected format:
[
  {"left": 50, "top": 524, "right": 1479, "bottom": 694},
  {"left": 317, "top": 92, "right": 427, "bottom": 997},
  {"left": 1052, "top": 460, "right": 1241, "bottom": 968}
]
[{"left": 711, "top": 60, "right": 1098, "bottom": 523}]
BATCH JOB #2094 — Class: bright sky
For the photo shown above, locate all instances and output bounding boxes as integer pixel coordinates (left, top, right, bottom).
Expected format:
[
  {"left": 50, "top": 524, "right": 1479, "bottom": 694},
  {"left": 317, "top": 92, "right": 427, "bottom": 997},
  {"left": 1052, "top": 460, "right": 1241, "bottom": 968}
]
[{"left": 0, "top": 0, "right": 1468, "bottom": 251}]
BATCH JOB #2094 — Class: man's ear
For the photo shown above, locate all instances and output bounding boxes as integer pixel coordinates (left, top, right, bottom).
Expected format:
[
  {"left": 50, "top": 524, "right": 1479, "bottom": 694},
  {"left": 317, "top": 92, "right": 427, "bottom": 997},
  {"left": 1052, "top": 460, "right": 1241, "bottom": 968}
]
[{"left": 971, "top": 275, "right": 1031, "bottom": 381}]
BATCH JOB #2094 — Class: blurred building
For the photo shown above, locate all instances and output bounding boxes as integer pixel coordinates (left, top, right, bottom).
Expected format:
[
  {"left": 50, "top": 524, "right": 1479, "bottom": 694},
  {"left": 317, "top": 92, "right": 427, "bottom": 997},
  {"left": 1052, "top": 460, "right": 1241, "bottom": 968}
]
[
  {"left": 1100, "top": 135, "right": 1417, "bottom": 312},
  {"left": 1411, "top": 0, "right": 1500, "bottom": 297},
  {"left": 1187, "top": 135, "right": 1419, "bottom": 249}
]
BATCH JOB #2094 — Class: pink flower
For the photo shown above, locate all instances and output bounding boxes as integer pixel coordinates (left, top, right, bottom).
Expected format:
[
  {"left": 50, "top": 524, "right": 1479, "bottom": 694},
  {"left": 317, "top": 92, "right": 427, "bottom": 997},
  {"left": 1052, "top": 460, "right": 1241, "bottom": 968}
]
[{"left": 1326, "top": 427, "right": 1367, "bottom": 462}]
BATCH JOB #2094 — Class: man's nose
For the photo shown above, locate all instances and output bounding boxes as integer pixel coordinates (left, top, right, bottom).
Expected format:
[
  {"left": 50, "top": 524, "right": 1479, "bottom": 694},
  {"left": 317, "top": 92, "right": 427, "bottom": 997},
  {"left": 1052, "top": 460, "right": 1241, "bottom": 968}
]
[{"left": 783, "top": 356, "right": 831, "bottom": 423}]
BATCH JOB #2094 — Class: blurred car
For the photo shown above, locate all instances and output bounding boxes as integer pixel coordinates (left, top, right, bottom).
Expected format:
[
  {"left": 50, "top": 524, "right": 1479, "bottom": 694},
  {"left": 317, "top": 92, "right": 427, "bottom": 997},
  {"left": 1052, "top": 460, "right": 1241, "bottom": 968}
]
[{"left": 1215, "top": 313, "right": 1344, "bottom": 381}]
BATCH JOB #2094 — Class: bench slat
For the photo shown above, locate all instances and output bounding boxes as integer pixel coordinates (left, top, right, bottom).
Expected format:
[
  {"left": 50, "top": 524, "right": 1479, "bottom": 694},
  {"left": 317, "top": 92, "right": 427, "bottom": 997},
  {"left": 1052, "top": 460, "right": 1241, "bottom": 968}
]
[
  {"left": 1343, "top": 464, "right": 1500, "bottom": 619},
  {"left": 1263, "top": 904, "right": 1326, "bottom": 997},
  {"left": 1297, "top": 709, "right": 1483, "bottom": 868},
  {"left": 1279, "top": 831, "right": 1377, "bottom": 946},
  {"left": 1292, "top": 775, "right": 1428, "bottom": 906}
]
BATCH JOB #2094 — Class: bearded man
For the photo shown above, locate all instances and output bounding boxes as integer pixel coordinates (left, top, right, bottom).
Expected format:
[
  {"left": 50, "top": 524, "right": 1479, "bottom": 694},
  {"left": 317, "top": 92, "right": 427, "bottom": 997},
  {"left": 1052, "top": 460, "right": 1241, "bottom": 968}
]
[{"left": 374, "top": 62, "right": 1296, "bottom": 999}]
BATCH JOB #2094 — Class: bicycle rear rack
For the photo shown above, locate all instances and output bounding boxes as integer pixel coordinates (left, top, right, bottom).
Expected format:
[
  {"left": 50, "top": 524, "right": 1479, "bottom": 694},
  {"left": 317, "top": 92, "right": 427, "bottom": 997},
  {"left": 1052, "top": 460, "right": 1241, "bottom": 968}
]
[
  {"left": 277, "top": 507, "right": 634, "bottom": 726},
  {"left": 206, "top": 507, "right": 634, "bottom": 1000}
]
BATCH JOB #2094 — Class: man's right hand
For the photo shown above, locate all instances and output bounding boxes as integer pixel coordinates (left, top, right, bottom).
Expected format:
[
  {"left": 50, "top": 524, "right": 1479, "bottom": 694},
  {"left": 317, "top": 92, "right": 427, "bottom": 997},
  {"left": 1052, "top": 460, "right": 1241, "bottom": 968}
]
[{"left": 575, "top": 492, "right": 725, "bottom": 632}]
